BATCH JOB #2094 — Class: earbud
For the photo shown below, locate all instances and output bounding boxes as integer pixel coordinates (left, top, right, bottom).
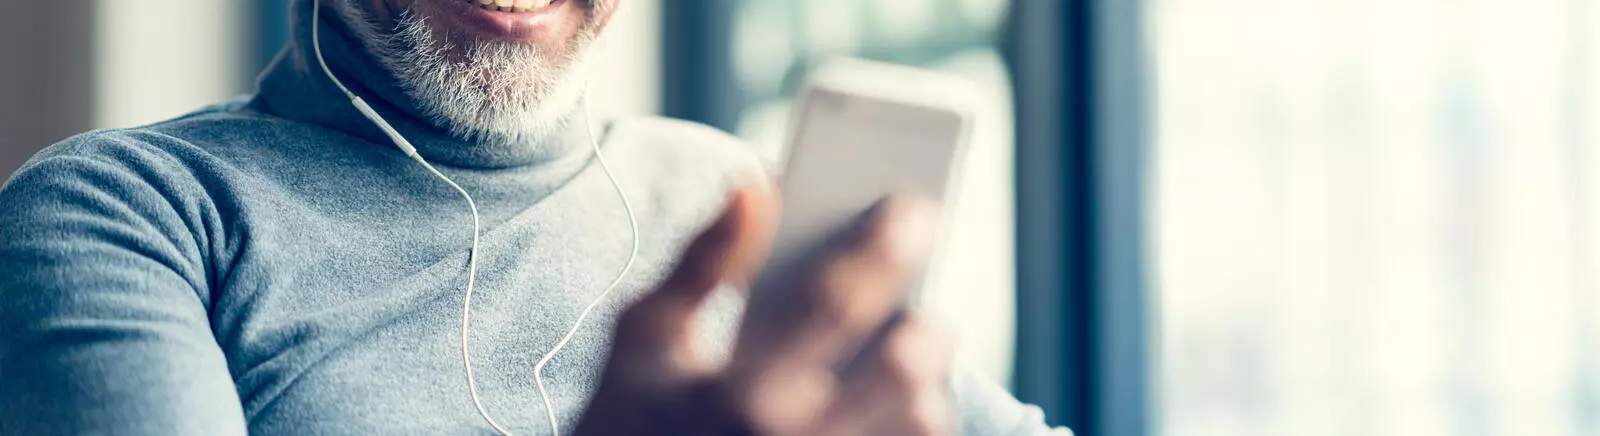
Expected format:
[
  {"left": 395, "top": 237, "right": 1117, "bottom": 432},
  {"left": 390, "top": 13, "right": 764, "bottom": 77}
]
[{"left": 311, "top": 2, "right": 639, "bottom": 435}]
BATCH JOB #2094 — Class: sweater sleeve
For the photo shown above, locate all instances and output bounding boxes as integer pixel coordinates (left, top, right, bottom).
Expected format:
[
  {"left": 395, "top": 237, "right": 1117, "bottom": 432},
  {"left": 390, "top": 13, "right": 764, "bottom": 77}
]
[
  {"left": 952, "top": 364, "right": 1073, "bottom": 436},
  {"left": 0, "top": 136, "right": 247, "bottom": 435}
]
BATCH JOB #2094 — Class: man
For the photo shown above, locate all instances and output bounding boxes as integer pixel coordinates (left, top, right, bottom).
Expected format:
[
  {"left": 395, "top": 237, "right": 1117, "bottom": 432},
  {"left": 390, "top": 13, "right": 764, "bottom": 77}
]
[{"left": 0, "top": 0, "right": 1061, "bottom": 434}]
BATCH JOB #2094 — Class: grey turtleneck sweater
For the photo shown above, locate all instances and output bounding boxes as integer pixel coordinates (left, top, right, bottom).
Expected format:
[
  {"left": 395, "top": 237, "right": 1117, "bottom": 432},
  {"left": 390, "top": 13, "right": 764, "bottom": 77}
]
[{"left": 0, "top": 1, "right": 1059, "bottom": 434}]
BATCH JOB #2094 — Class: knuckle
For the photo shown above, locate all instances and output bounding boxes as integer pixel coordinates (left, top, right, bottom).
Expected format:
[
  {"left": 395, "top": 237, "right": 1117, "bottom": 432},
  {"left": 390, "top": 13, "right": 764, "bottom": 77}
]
[
  {"left": 805, "top": 261, "right": 869, "bottom": 327},
  {"left": 728, "top": 368, "right": 834, "bottom": 435},
  {"left": 906, "top": 414, "right": 948, "bottom": 436},
  {"left": 882, "top": 317, "right": 950, "bottom": 383},
  {"left": 857, "top": 219, "right": 913, "bottom": 272},
  {"left": 882, "top": 341, "right": 927, "bottom": 388},
  {"left": 858, "top": 195, "right": 937, "bottom": 270},
  {"left": 911, "top": 390, "right": 955, "bottom": 436}
]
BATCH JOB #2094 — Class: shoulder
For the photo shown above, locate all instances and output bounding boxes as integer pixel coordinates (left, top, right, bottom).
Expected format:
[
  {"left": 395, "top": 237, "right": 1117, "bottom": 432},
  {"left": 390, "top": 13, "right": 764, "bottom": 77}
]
[
  {"left": 0, "top": 128, "right": 218, "bottom": 288},
  {"left": 0, "top": 131, "right": 219, "bottom": 254},
  {"left": 601, "top": 115, "right": 774, "bottom": 180},
  {"left": 9, "top": 128, "right": 201, "bottom": 198},
  {"left": 12, "top": 99, "right": 277, "bottom": 179},
  {"left": 5, "top": 98, "right": 331, "bottom": 198},
  {"left": 0, "top": 100, "right": 290, "bottom": 233}
]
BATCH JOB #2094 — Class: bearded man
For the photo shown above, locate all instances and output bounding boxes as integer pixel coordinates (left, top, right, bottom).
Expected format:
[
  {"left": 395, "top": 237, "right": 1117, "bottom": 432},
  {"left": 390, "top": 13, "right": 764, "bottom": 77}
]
[{"left": 0, "top": 1, "right": 1063, "bottom": 434}]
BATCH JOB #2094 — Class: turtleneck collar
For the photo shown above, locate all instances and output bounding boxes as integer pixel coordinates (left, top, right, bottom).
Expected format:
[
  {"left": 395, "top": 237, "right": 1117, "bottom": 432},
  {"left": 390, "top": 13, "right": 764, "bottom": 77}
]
[{"left": 249, "top": 0, "right": 592, "bottom": 169}]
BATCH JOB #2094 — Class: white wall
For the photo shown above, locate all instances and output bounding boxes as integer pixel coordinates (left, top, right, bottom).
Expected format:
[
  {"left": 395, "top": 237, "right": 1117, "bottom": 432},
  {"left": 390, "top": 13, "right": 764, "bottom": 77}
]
[
  {"left": 93, "top": 0, "right": 248, "bottom": 130},
  {"left": 588, "top": 0, "right": 662, "bottom": 119},
  {"left": 0, "top": 1, "right": 96, "bottom": 180}
]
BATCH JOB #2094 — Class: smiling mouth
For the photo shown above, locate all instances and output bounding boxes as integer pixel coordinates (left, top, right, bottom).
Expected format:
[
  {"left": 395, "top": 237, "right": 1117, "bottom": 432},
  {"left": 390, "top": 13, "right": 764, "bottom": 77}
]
[{"left": 466, "top": 0, "right": 564, "bottom": 13}]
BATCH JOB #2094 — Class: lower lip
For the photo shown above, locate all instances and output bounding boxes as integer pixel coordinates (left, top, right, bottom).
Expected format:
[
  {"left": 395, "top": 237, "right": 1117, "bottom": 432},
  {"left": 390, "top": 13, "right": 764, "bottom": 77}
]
[{"left": 449, "top": 0, "right": 572, "bottom": 40}]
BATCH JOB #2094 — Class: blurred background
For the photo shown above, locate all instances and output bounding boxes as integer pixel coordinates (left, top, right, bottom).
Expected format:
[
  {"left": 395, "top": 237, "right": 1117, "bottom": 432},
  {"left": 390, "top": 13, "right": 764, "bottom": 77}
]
[{"left": 1, "top": 1, "right": 1596, "bottom": 436}]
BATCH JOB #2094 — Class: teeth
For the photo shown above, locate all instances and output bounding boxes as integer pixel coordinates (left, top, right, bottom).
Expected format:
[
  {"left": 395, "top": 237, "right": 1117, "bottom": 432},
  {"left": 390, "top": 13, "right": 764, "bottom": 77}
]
[{"left": 469, "top": 0, "right": 552, "bottom": 11}]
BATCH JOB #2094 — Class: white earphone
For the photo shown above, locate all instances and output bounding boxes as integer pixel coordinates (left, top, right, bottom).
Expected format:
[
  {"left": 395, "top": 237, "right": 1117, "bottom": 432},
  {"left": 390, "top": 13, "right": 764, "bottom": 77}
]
[{"left": 311, "top": 2, "right": 640, "bottom": 435}]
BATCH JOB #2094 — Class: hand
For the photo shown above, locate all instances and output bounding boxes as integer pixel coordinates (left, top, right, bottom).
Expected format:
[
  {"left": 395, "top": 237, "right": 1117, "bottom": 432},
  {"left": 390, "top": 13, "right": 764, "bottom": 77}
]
[{"left": 574, "top": 183, "right": 954, "bottom": 436}]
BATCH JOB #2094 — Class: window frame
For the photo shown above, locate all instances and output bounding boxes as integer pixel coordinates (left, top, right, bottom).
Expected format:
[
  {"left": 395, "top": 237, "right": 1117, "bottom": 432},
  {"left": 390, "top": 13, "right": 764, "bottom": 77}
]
[
  {"left": 661, "top": 0, "right": 743, "bottom": 132},
  {"left": 1008, "top": 0, "right": 1153, "bottom": 435}
]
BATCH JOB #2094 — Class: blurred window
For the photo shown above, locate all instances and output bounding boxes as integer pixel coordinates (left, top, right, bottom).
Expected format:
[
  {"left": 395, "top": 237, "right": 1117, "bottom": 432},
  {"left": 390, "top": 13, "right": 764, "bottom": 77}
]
[
  {"left": 95, "top": 0, "right": 248, "bottom": 132},
  {"left": 729, "top": 0, "right": 1018, "bottom": 385},
  {"left": 1153, "top": 1, "right": 1600, "bottom": 435}
]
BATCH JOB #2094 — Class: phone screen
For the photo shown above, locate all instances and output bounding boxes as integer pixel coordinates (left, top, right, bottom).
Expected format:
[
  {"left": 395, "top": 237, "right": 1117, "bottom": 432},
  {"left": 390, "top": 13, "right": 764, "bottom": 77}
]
[{"left": 754, "top": 86, "right": 971, "bottom": 309}]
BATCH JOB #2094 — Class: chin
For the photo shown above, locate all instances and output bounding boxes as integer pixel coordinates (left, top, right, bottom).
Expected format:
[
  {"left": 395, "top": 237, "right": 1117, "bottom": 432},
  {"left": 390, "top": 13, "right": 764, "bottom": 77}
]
[{"left": 337, "top": 0, "right": 601, "bottom": 144}]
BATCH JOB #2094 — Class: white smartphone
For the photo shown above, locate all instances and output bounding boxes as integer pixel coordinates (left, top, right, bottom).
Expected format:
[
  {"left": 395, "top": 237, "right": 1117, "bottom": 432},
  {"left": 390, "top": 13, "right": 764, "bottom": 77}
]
[{"left": 746, "top": 58, "right": 980, "bottom": 331}]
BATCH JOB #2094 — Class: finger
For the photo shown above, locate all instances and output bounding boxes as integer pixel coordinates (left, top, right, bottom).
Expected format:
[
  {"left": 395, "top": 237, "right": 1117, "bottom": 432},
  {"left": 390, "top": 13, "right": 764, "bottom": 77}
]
[
  {"left": 611, "top": 183, "right": 778, "bottom": 372},
  {"left": 720, "top": 360, "right": 838, "bottom": 436},
  {"left": 737, "top": 196, "right": 940, "bottom": 371},
  {"left": 814, "top": 314, "right": 954, "bottom": 436},
  {"left": 720, "top": 178, "right": 779, "bottom": 288},
  {"left": 660, "top": 181, "right": 778, "bottom": 298}
]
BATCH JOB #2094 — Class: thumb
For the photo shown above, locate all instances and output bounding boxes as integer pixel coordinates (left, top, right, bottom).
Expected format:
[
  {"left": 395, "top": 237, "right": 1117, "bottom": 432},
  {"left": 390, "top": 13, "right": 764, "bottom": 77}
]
[{"left": 612, "top": 182, "right": 777, "bottom": 372}]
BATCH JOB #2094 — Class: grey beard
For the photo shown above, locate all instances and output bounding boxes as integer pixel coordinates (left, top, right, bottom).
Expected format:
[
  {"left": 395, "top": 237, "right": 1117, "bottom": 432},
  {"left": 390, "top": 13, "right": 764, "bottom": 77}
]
[{"left": 331, "top": 2, "right": 597, "bottom": 146}]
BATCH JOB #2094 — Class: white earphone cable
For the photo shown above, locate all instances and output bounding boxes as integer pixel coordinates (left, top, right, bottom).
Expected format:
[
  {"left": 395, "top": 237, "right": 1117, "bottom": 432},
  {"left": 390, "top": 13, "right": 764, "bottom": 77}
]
[
  {"left": 311, "top": 2, "right": 639, "bottom": 435},
  {"left": 311, "top": 3, "right": 355, "bottom": 100},
  {"left": 314, "top": 4, "right": 509, "bottom": 433},
  {"left": 531, "top": 92, "right": 640, "bottom": 436}
]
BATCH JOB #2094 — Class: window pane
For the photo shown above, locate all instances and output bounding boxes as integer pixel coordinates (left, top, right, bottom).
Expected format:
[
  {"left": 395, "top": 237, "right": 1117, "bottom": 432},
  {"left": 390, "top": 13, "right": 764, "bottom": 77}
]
[{"left": 1153, "top": 1, "right": 1600, "bottom": 435}]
